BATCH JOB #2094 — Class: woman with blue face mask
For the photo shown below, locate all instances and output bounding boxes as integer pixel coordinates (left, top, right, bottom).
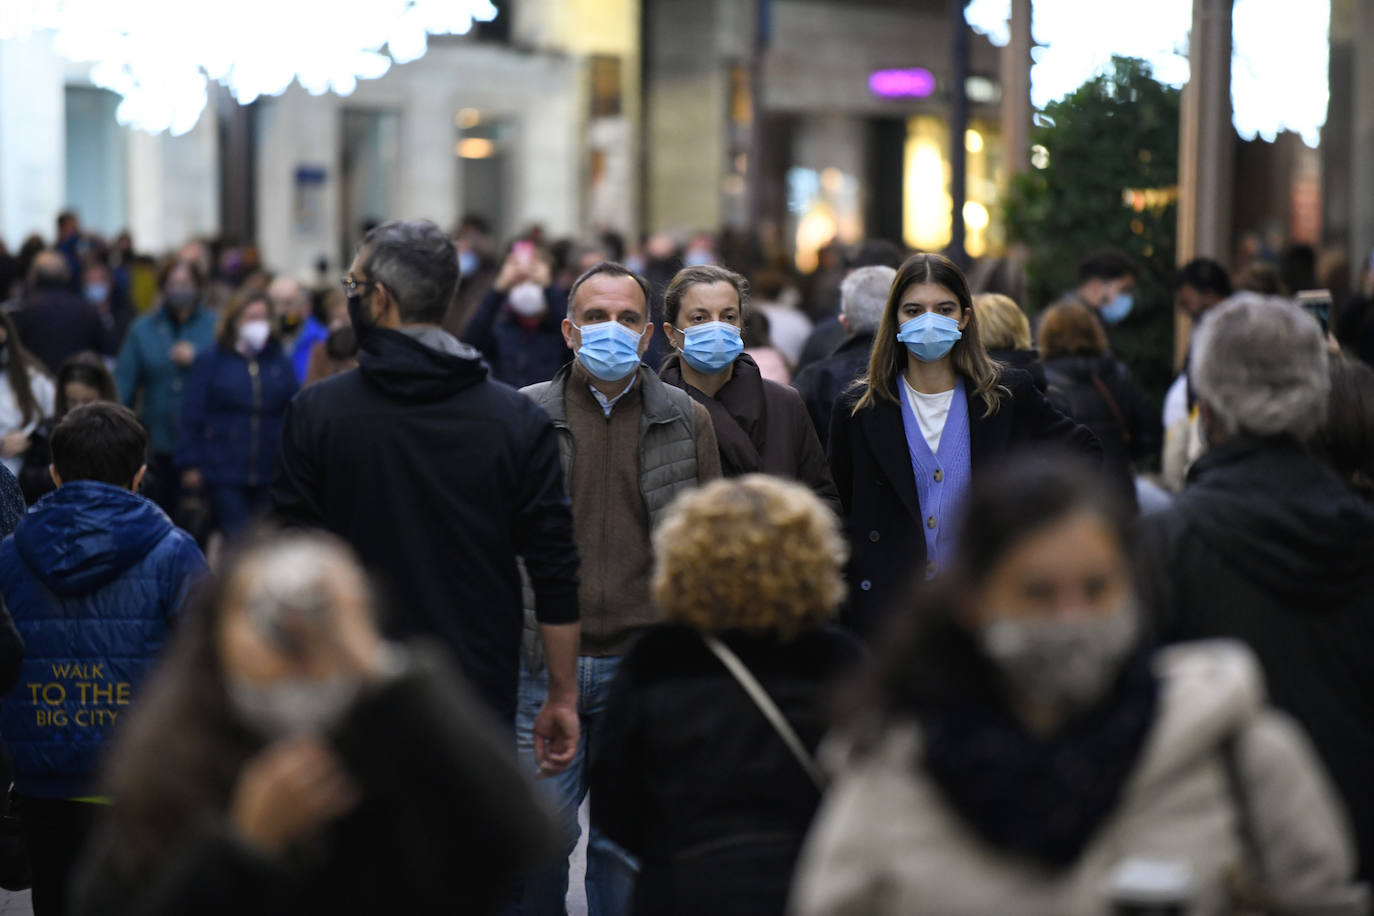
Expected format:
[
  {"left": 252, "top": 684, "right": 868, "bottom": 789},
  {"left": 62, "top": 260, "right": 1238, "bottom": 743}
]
[
  {"left": 829, "top": 253, "right": 1100, "bottom": 637},
  {"left": 659, "top": 266, "right": 840, "bottom": 514}
]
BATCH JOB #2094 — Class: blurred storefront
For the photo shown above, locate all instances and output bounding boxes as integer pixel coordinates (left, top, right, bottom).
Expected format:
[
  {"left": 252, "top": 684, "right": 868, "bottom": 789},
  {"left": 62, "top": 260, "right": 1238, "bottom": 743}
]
[
  {"left": 0, "top": 0, "right": 642, "bottom": 279},
  {"left": 642, "top": 0, "right": 1004, "bottom": 269}
]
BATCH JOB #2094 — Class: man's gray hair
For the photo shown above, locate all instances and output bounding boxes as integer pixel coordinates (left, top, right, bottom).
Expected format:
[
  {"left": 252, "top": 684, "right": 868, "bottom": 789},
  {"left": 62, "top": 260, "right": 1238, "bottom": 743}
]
[
  {"left": 1191, "top": 292, "right": 1330, "bottom": 441},
  {"left": 841, "top": 266, "right": 896, "bottom": 335},
  {"left": 358, "top": 219, "right": 459, "bottom": 326}
]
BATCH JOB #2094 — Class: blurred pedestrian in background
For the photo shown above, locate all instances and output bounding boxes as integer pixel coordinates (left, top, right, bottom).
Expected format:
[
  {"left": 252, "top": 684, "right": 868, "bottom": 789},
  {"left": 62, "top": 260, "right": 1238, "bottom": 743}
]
[
  {"left": 18, "top": 352, "right": 116, "bottom": 504},
  {"left": 794, "top": 265, "right": 894, "bottom": 444},
  {"left": 0, "top": 311, "right": 55, "bottom": 481},
  {"left": 71, "top": 533, "right": 557, "bottom": 916},
  {"left": 266, "top": 275, "right": 319, "bottom": 384},
  {"left": 793, "top": 454, "right": 1366, "bottom": 916},
  {"left": 1138, "top": 294, "right": 1374, "bottom": 882},
  {"left": 272, "top": 220, "right": 582, "bottom": 763},
  {"left": 12, "top": 251, "right": 112, "bottom": 374},
  {"left": 1310, "top": 358, "right": 1374, "bottom": 503},
  {"left": 1038, "top": 300, "right": 1160, "bottom": 506},
  {"left": 972, "top": 291, "right": 1047, "bottom": 392},
  {"left": 795, "top": 240, "right": 905, "bottom": 373},
  {"left": 301, "top": 289, "right": 358, "bottom": 386},
  {"left": 515, "top": 261, "right": 719, "bottom": 915},
  {"left": 1166, "top": 258, "right": 1233, "bottom": 430},
  {"left": 0, "top": 403, "right": 206, "bottom": 916},
  {"left": 79, "top": 259, "right": 133, "bottom": 350},
  {"left": 659, "top": 265, "right": 839, "bottom": 512},
  {"left": 750, "top": 268, "right": 812, "bottom": 369},
  {"left": 176, "top": 291, "right": 299, "bottom": 540},
  {"left": 464, "top": 241, "right": 571, "bottom": 388},
  {"left": 829, "top": 253, "right": 1098, "bottom": 636},
  {"left": 591, "top": 475, "right": 860, "bottom": 916},
  {"left": 1049, "top": 247, "right": 1139, "bottom": 333},
  {"left": 114, "top": 259, "right": 216, "bottom": 511},
  {"left": 741, "top": 310, "right": 793, "bottom": 385}
]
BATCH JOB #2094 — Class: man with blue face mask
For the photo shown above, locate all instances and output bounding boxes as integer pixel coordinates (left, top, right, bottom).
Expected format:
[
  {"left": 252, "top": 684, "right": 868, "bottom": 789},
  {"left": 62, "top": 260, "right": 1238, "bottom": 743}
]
[
  {"left": 1047, "top": 248, "right": 1140, "bottom": 332},
  {"left": 516, "top": 262, "right": 721, "bottom": 915}
]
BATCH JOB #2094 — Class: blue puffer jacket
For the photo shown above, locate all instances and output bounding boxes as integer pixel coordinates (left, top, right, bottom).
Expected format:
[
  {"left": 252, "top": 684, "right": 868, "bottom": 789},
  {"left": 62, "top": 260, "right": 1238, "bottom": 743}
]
[
  {"left": 0, "top": 481, "right": 208, "bottom": 797},
  {"left": 174, "top": 342, "right": 299, "bottom": 487}
]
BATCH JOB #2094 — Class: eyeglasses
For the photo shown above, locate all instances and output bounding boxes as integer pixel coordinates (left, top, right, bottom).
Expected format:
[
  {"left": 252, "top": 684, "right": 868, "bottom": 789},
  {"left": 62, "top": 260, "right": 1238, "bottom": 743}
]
[{"left": 341, "top": 276, "right": 374, "bottom": 298}]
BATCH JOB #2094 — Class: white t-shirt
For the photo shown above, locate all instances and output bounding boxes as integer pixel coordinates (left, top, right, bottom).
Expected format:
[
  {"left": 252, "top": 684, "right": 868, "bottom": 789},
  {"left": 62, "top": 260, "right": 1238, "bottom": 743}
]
[{"left": 901, "top": 376, "right": 955, "bottom": 455}]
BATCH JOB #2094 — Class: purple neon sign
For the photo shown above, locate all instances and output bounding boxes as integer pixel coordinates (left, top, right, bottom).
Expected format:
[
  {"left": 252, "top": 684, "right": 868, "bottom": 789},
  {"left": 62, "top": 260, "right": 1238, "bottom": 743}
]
[{"left": 869, "top": 68, "right": 936, "bottom": 99}]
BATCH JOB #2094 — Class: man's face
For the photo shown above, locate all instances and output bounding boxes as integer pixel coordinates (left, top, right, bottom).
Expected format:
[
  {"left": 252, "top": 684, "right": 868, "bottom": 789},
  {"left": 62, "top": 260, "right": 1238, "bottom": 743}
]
[
  {"left": 1175, "top": 284, "right": 1221, "bottom": 320},
  {"left": 563, "top": 274, "right": 652, "bottom": 356}
]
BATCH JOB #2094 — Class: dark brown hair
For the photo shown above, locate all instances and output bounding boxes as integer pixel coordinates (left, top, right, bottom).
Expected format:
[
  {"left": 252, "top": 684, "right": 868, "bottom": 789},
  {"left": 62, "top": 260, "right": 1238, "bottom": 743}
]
[
  {"left": 156, "top": 257, "right": 206, "bottom": 294},
  {"left": 663, "top": 265, "right": 750, "bottom": 326},
  {"left": 215, "top": 290, "right": 275, "bottom": 350},
  {"left": 854, "top": 253, "right": 1006, "bottom": 417},
  {"left": 0, "top": 311, "right": 46, "bottom": 426},
  {"left": 1037, "top": 301, "right": 1110, "bottom": 358},
  {"left": 55, "top": 351, "right": 117, "bottom": 419}
]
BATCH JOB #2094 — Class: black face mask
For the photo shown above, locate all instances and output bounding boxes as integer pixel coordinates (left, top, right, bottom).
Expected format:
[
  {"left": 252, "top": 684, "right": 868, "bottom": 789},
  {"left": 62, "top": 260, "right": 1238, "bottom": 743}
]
[
  {"left": 278, "top": 313, "right": 303, "bottom": 334},
  {"left": 347, "top": 293, "right": 375, "bottom": 338}
]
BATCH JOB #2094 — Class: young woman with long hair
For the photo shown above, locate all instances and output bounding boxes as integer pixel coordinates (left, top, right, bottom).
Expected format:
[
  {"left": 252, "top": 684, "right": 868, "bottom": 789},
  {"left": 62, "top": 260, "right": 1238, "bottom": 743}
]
[{"left": 828, "top": 253, "right": 1098, "bottom": 636}]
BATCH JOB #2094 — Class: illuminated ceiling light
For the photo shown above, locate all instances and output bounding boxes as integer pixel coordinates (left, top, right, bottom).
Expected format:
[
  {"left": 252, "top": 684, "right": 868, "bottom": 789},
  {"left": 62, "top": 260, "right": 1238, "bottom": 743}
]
[
  {"left": 456, "top": 137, "right": 496, "bottom": 159},
  {"left": 0, "top": 0, "right": 498, "bottom": 136},
  {"left": 456, "top": 107, "right": 481, "bottom": 128},
  {"left": 963, "top": 200, "right": 990, "bottom": 231},
  {"left": 965, "top": 129, "right": 984, "bottom": 154}
]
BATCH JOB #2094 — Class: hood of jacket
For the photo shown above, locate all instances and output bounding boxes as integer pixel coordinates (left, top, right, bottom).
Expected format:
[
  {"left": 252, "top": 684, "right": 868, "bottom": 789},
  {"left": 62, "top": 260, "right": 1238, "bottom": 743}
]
[
  {"left": 357, "top": 326, "right": 489, "bottom": 402},
  {"left": 1136, "top": 640, "right": 1263, "bottom": 784},
  {"left": 1181, "top": 436, "right": 1374, "bottom": 606},
  {"left": 15, "top": 481, "right": 176, "bottom": 596}
]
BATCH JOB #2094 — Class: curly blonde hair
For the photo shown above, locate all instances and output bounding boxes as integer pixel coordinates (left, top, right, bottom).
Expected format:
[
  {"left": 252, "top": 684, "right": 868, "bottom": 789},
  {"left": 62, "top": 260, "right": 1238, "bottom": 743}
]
[{"left": 652, "top": 475, "right": 848, "bottom": 638}]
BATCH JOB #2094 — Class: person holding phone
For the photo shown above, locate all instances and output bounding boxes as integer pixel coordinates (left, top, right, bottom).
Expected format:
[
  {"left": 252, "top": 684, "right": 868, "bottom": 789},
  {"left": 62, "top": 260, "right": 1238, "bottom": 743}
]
[{"left": 463, "top": 240, "right": 571, "bottom": 388}]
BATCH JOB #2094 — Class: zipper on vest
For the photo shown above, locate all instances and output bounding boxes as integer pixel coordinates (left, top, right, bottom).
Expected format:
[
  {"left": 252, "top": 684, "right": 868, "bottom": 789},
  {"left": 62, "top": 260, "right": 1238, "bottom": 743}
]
[{"left": 248, "top": 359, "right": 261, "bottom": 487}]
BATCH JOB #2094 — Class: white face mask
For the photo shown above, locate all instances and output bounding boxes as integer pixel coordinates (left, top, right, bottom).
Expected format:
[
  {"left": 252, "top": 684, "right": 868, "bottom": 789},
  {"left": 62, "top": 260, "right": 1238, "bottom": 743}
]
[
  {"left": 228, "top": 675, "right": 360, "bottom": 739},
  {"left": 238, "top": 318, "right": 271, "bottom": 354},
  {"left": 507, "top": 282, "right": 546, "bottom": 318},
  {"left": 978, "top": 597, "right": 1140, "bottom": 718}
]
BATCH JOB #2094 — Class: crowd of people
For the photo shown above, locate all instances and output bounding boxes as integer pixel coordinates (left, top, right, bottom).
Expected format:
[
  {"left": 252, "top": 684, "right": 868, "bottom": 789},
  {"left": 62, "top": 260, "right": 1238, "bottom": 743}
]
[{"left": 0, "top": 207, "right": 1368, "bottom": 916}]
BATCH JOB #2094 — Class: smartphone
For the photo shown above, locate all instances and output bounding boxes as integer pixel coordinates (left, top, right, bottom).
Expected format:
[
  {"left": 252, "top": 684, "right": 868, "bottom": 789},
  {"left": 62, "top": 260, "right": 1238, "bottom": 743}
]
[{"left": 1296, "top": 289, "right": 1333, "bottom": 336}]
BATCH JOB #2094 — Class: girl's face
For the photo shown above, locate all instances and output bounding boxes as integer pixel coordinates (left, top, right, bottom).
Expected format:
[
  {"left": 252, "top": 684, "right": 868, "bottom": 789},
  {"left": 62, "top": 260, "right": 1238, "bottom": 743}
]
[
  {"left": 968, "top": 510, "right": 1130, "bottom": 628},
  {"left": 63, "top": 381, "right": 103, "bottom": 411},
  {"left": 897, "top": 282, "right": 970, "bottom": 331}
]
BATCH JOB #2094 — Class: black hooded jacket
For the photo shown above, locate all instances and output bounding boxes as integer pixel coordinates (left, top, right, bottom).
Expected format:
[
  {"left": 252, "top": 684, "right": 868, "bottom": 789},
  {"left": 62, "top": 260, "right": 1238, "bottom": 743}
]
[
  {"left": 272, "top": 327, "right": 578, "bottom": 721},
  {"left": 1137, "top": 436, "right": 1374, "bottom": 879}
]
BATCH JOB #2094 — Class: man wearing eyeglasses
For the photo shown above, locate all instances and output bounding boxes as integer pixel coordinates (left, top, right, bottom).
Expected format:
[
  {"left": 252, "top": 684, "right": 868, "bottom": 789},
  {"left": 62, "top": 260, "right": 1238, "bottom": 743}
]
[{"left": 272, "top": 219, "right": 581, "bottom": 775}]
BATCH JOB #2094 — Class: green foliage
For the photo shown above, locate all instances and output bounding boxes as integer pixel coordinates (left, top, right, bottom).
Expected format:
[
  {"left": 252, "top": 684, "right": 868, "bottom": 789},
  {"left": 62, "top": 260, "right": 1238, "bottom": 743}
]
[{"left": 1003, "top": 57, "right": 1181, "bottom": 402}]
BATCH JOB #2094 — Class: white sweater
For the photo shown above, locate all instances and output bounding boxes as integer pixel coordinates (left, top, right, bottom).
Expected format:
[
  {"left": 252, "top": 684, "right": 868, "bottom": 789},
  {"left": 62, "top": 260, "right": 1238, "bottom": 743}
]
[{"left": 0, "top": 369, "right": 54, "bottom": 477}]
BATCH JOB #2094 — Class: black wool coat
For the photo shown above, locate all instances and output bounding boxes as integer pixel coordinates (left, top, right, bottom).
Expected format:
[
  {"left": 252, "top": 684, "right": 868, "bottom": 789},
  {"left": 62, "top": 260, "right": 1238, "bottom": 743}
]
[
  {"left": 828, "top": 367, "right": 1100, "bottom": 637},
  {"left": 1136, "top": 436, "right": 1374, "bottom": 881},
  {"left": 590, "top": 624, "right": 862, "bottom": 916}
]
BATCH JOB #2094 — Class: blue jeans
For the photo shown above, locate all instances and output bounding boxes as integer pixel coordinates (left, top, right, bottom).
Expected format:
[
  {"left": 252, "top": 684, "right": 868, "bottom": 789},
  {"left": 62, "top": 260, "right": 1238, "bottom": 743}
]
[{"left": 514, "top": 655, "right": 638, "bottom": 916}]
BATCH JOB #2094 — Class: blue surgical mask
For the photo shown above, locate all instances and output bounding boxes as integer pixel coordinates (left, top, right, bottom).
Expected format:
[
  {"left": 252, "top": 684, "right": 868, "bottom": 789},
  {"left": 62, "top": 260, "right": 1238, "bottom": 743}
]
[
  {"left": 458, "top": 250, "right": 480, "bottom": 278},
  {"left": 84, "top": 283, "right": 109, "bottom": 305},
  {"left": 1100, "top": 292, "right": 1134, "bottom": 325},
  {"left": 680, "top": 321, "right": 743, "bottom": 374},
  {"left": 574, "top": 320, "right": 645, "bottom": 382},
  {"left": 897, "top": 312, "right": 962, "bottom": 362}
]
